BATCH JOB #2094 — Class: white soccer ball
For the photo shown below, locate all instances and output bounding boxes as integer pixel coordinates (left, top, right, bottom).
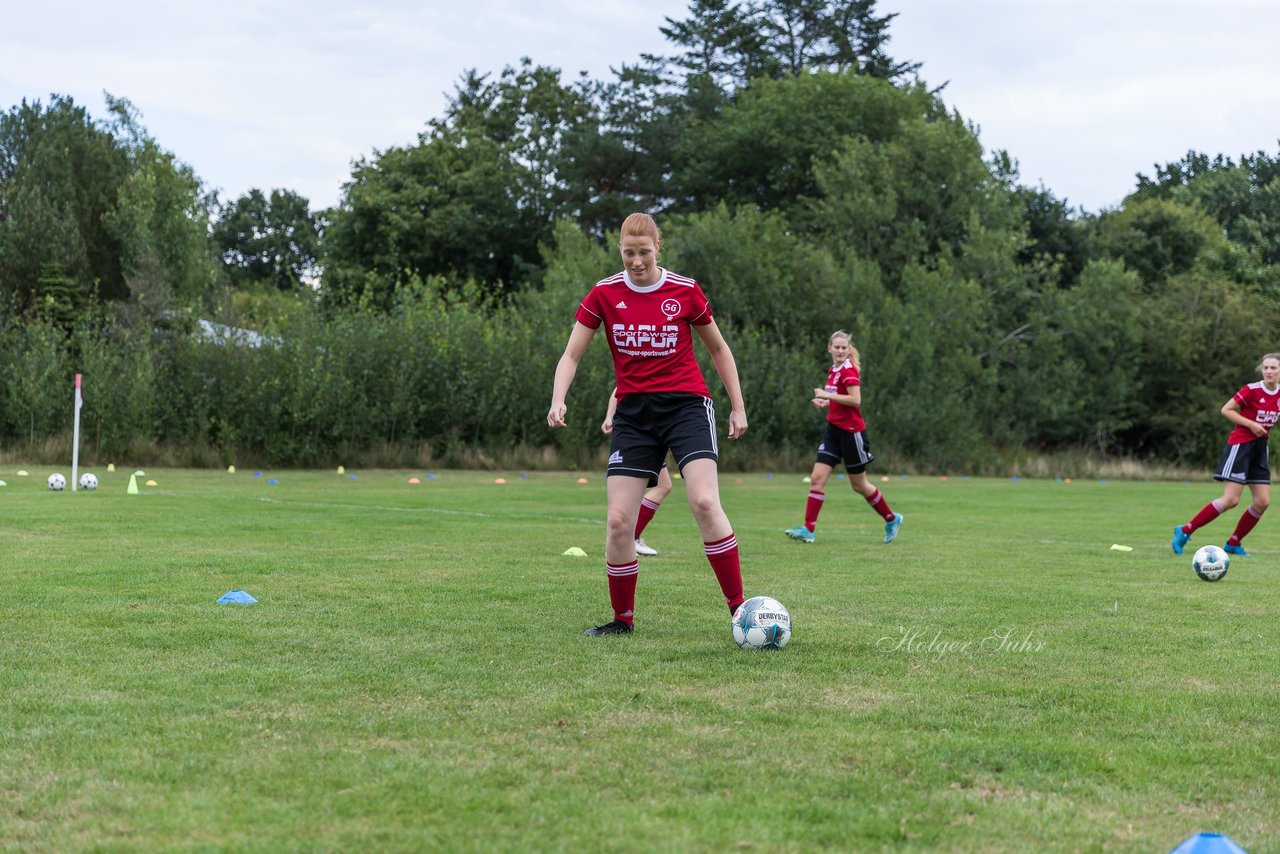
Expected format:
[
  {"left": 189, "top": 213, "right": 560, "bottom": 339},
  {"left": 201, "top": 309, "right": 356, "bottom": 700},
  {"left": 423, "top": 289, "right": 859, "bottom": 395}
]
[
  {"left": 79, "top": 472, "right": 98, "bottom": 490},
  {"left": 47, "top": 472, "right": 66, "bottom": 491},
  {"left": 732, "top": 596, "right": 792, "bottom": 649},
  {"left": 1192, "top": 545, "right": 1230, "bottom": 582}
]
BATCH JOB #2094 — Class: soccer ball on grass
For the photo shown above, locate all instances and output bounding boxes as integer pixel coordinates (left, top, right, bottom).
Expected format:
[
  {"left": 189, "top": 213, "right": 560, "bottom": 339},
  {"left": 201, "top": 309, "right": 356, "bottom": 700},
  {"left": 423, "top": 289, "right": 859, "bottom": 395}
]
[
  {"left": 79, "top": 472, "right": 98, "bottom": 490},
  {"left": 47, "top": 472, "right": 66, "bottom": 491},
  {"left": 1192, "top": 544, "right": 1230, "bottom": 582},
  {"left": 732, "top": 596, "right": 792, "bottom": 649}
]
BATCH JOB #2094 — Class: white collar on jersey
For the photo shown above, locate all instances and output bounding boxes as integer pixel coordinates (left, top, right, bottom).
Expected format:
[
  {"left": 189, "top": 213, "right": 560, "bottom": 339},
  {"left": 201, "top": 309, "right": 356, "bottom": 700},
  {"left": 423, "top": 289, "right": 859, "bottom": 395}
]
[{"left": 622, "top": 268, "right": 669, "bottom": 292}]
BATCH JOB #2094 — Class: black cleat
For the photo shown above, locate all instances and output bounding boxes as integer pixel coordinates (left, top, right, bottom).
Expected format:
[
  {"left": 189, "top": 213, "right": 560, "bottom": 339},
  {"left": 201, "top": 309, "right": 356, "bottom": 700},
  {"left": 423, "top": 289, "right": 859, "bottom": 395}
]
[{"left": 584, "top": 619, "right": 634, "bottom": 636}]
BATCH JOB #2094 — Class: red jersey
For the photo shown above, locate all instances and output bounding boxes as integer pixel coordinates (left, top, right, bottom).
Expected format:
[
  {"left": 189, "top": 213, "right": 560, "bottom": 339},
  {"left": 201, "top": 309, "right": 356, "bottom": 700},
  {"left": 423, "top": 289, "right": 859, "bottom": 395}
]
[
  {"left": 1227, "top": 382, "right": 1280, "bottom": 444},
  {"left": 824, "top": 359, "right": 865, "bottom": 432},
  {"left": 575, "top": 269, "right": 712, "bottom": 398}
]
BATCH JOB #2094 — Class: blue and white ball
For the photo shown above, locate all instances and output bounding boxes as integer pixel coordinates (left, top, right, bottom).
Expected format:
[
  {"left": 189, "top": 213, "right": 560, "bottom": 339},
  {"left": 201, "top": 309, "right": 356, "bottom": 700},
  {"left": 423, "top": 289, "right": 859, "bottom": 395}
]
[
  {"left": 732, "top": 596, "right": 792, "bottom": 649},
  {"left": 1192, "top": 544, "right": 1230, "bottom": 582},
  {"left": 47, "top": 472, "right": 66, "bottom": 491},
  {"left": 79, "top": 472, "right": 98, "bottom": 490}
]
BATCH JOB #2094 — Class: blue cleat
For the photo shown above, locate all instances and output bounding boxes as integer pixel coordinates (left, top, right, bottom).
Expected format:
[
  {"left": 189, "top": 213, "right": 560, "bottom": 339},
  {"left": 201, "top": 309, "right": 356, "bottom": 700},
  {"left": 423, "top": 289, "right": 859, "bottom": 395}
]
[
  {"left": 1171, "top": 526, "right": 1190, "bottom": 555},
  {"left": 1223, "top": 542, "right": 1248, "bottom": 557},
  {"left": 785, "top": 525, "right": 815, "bottom": 543},
  {"left": 884, "top": 513, "right": 903, "bottom": 544}
]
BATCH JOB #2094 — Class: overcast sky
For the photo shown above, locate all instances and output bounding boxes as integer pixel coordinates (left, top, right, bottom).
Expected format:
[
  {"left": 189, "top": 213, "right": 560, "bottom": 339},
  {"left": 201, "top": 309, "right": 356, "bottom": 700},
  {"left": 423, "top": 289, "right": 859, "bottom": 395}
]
[{"left": 3, "top": 0, "right": 1278, "bottom": 214}]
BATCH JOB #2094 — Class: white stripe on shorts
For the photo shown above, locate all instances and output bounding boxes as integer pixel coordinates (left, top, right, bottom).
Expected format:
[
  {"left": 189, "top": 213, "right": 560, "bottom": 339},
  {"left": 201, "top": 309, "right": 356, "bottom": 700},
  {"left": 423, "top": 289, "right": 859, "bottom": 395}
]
[
  {"left": 1219, "top": 443, "right": 1242, "bottom": 481},
  {"left": 703, "top": 396, "right": 718, "bottom": 457},
  {"left": 854, "top": 432, "right": 870, "bottom": 464}
]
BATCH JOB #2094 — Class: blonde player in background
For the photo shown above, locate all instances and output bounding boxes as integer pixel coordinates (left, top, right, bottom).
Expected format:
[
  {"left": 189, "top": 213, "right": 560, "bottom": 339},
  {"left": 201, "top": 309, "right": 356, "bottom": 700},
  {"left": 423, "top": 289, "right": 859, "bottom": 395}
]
[
  {"left": 1172, "top": 353, "right": 1280, "bottom": 557},
  {"left": 785, "top": 329, "right": 902, "bottom": 545}
]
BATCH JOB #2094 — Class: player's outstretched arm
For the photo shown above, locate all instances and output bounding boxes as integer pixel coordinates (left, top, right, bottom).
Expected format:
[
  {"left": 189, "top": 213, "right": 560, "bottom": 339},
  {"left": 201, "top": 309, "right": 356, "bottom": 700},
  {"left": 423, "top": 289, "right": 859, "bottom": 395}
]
[
  {"left": 548, "top": 323, "right": 597, "bottom": 429},
  {"left": 694, "top": 319, "right": 747, "bottom": 440}
]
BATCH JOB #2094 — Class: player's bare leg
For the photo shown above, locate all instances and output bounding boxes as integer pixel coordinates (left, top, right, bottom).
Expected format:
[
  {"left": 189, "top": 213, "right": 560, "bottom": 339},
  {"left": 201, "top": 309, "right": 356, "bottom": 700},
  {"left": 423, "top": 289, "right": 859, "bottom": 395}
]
[
  {"left": 584, "top": 474, "right": 649, "bottom": 636},
  {"left": 683, "top": 458, "right": 744, "bottom": 613}
]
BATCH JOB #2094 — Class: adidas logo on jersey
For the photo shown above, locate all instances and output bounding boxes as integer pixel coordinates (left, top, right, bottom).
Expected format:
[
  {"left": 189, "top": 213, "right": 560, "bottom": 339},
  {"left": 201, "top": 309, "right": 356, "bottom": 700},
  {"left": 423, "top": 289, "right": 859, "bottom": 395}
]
[
  {"left": 615, "top": 301, "right": 628, "bottom": 309},
  {"left": 608, "top": 451, "right": 623, "bottom": 464}
]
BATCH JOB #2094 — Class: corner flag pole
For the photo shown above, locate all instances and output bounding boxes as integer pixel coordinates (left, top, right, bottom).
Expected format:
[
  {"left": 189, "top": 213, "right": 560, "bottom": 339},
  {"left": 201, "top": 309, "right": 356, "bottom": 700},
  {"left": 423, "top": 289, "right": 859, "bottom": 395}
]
[{"left": 72, "top": 374, "right": 83, "bottom": 491}]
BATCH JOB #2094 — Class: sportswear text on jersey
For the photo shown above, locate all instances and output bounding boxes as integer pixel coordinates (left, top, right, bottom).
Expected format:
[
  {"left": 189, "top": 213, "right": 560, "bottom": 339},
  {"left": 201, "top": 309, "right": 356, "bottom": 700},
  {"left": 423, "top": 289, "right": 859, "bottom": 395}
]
[{"left": 611, "top": 323, "right": 678, "bottom": 356}]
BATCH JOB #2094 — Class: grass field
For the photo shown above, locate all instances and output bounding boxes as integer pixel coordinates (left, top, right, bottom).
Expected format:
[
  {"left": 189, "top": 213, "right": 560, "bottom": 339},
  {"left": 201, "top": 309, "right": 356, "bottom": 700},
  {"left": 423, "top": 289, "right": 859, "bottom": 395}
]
[{"left": 1, "top": 466, "right": 1276, "bottom": 852}]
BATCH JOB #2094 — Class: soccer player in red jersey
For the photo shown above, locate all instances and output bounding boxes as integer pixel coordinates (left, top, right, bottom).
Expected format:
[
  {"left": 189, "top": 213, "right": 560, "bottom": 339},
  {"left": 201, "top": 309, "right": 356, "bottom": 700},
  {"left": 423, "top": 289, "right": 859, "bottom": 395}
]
[
  {"left": 603, "top": 387, "right": 672, "bottom": 556},
  {"left": 1172, "top": 353, "right": 1280, "bottom": 557},
  {"left": 785, "top": 330, "right": 902, "bottom": 545},
  {"left": 548, "top": 213, "right": 748, "bottom": 636}
]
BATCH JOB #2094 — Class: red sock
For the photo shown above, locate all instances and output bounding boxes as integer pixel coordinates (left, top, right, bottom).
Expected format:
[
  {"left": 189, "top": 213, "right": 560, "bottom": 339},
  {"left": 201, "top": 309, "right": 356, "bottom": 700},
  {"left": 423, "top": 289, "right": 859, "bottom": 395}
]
[
  {"left": 635, "top": 498, "right": 660, "bottom": 538},
  {"left": 1185, "top": 500, "right": 1224, "bottom": 534},
  {"left": 606, "top": 560, "right": 638, "bottom": 625},
  {"left": 866, "top": 489, "right": 895, "bottom": 522},
  {"left": 704, "top": 534, "right": 744, "bottom": 612},
  {"left": 1228, "top": 506, "right": 1264, "bottom": 546},
  {"left": 804, "top": 490, "right": 825, "bottom": 532}
]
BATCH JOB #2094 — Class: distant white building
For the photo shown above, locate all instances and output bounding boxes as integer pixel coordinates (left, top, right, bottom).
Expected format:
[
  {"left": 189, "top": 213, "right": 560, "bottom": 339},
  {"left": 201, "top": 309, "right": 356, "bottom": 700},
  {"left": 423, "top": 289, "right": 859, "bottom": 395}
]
[{"left": 193, "top": 318, "right": 278, "bottom": 348}]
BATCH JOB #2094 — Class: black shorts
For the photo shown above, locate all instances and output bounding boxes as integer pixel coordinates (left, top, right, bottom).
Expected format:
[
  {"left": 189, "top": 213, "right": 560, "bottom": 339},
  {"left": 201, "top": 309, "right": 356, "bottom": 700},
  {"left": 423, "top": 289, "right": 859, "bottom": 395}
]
[
  {"left": 815, "top": 423, "right": 875, "bottom": 474},
  {"left": 1214, "top": 437, "right": 1270, "bottom": 484},
  {"left": 608, "top": 392, "right": 718, "bottom": 486}
]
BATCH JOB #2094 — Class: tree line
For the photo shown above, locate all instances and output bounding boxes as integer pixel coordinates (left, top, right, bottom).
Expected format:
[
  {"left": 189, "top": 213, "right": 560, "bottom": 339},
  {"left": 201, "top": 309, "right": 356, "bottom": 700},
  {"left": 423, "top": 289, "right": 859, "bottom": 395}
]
[{"left": 2, "top": 0, "right": 1279, "bottom": 471}]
